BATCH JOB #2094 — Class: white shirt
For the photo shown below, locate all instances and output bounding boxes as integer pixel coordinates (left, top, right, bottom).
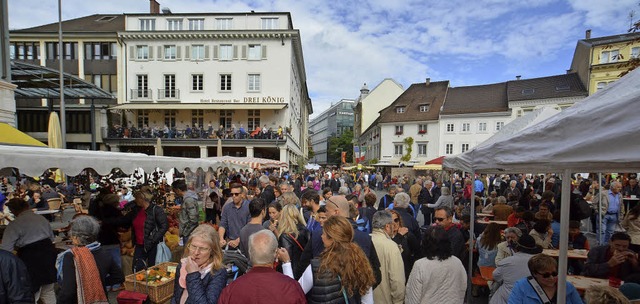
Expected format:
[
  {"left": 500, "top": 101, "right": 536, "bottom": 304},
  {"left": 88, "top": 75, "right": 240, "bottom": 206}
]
[{"left": 282, "top": 262, "right": 373, "bottom": 304}]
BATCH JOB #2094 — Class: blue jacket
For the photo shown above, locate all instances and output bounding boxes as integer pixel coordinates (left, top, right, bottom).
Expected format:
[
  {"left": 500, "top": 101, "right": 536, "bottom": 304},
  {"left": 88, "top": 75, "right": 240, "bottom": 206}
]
[
  {"left": 508, "top": 278, "right": 583, "bottom": 304},
  {"left": 171, "top": 265, "right": 226, "bottom": 304}
]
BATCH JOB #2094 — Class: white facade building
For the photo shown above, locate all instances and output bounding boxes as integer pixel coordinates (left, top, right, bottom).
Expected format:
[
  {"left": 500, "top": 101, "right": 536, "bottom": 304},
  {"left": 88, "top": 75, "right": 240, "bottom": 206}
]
[
  {"left": 353, "top": 79, "right": 404, "bottom": 140},
  {"left": 110, "top": 12, "right": 311, "bottom": 164}
]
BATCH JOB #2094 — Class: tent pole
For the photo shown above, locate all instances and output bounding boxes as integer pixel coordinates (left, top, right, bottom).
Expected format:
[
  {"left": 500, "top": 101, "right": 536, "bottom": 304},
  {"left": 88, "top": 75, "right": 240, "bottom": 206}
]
[
  {"left": 542, "top": 174, "right": 546, "bottom": 193},
  {"left": 599, "top": 173, "right": 603, "bottom": 244},
  {"left": 466, "top": 171, "right": 475, "bottom": 304},
  {"left": 557, "top": 169, "right": 571, "bottom": 302}
]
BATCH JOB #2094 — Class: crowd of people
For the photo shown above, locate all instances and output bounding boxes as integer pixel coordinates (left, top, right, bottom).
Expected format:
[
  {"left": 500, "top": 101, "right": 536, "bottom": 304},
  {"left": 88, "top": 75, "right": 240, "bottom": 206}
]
[
  {"left": 1, "top": 168, "right": 640, "bottom": 303},
  {"left": 108, "top": 123, "right": 289, "bottom": 140}
]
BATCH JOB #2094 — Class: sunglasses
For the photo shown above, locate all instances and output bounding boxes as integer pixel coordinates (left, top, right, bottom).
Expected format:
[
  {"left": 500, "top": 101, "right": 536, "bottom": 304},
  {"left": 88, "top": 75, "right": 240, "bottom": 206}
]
[
  {"left": 393, "top": 218, "right": 400, "bottom": 223},
  {"left": 537, "top": 271, "right": 558, "bottom": 278},
  {"left": 434, "top": 217, "right": 446, "bottom": 222},
  {"left": 231, "top": 193, "right": 242, "bottom": 196}
]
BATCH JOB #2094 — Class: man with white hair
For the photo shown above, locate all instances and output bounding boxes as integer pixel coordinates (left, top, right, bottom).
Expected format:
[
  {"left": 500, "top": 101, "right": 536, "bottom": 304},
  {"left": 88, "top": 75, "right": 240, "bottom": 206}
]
[
  {"left": 259, "top": 175, "right": 275, "bottom": 204},
  {"left": 503, "top": 180, "right": 521, "bottom": 202},
  {"left": 392, "top": 192, "right": 421, "bottom": 239},
  {"left": 371, "top": 211, "right": 405, "bottom": 304},
  {"left": 418, "top": 180, "right": 437, "bottom": 224},
  {"left": 594, "top": 181, "right": 623, "bottom": 244},
  {"left": 218, "top": 230, "right": 306, "bottom": 304}
]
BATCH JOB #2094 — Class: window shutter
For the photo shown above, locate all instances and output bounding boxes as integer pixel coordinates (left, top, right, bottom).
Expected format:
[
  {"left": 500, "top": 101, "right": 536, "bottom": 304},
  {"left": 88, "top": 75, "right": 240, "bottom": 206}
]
[
  {"left": 261, "top": 45, "right": 267, "bottom": 59},
  {"left": 241, "top": 45, "right": 247, "bottom": 59},
  {"left": 232, "top": 45, "right": 238, "bottom": 59},
  {"left": 204, "top": 46, "right": 210, "bottom": 60},
  {"left": 176, "top": 46, "right": 181, "bottom": 60},
  {"left": 157, "top": 46, "right": 163, "bottom": 60},
  {"left": 213, "top": 45, "right": 219, "bottom": 60},
  {"left": 184, "top": 46, "right": 190, "bottom": 60},
  {"left": 129, "top": 46, "right": 135, "bottom": 61},
  {"left": 148, "top": 46, "right": 154, "bottom": 59}
]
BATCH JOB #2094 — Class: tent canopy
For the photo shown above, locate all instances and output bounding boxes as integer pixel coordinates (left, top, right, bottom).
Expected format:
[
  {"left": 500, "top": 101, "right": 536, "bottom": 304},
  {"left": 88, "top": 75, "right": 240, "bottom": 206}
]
[
  {"left": 459, "top": 69, "right": 640, "bottom": 173},
  {"left": 443, "top": 106, "right": 560, "bottom": 172},
  {"left": 0, "top": 145, "right": 223, "bottom": 176},
  {"left": 0, "top": 123, "right": 47, "bottom": 147}
]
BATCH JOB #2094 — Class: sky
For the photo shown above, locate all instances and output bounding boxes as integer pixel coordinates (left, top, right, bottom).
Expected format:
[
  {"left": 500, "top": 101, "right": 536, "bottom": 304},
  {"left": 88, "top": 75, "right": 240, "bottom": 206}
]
[{"left": 7, "top": 0, "right": 639, "bottom": 117}]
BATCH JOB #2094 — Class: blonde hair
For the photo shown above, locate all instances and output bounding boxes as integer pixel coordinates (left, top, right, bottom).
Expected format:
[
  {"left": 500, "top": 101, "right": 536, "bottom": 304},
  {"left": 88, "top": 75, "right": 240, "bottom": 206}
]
[
  {"left": 183, "top": 224, "right": 223, "bottom": 271},
  {"left": 584, "top": 286, "right": 630, "bottom": 304},
  {"left": 134, "top": 186, "right": 154, "bottom": 202},
  {"left": 280, "top": 192, "right": 300, "bottom": 207},
  {"left": 277, "top": 204, "right": 306, "bottom": 238}
]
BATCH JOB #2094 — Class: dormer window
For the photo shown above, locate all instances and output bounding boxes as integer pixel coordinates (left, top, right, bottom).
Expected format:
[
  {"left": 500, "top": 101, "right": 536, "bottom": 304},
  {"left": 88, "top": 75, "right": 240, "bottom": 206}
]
[
  {"left": 419, "top": 104, "right": 430, "bottom": 112},
  {"left": 396, "top": 106, "right": 406, "bottom": 113},
  {"left": 521, "top": 88, "right": 535, "bottom": 95}
]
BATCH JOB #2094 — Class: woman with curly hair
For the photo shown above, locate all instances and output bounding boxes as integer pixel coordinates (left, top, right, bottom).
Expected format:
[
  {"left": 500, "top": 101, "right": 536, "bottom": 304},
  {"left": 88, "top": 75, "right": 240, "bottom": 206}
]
[
  {"left": 277, "top": 204, "right": 310, "bottom": 273},
  {"left": 280, "top": 216, "right": 376, "bottom": 303}
]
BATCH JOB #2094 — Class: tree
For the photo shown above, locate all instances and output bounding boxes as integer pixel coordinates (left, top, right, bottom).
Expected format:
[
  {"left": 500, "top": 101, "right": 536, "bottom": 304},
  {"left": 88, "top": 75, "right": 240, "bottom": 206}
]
[{"left": 328, "top": 129, "right": 353, "bottom": 165}]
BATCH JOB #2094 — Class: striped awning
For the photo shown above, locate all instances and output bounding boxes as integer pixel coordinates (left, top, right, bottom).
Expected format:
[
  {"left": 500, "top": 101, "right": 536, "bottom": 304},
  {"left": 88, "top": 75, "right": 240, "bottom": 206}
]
[{"left": 207, "top": 156, "right": 288, "bottom": 170}]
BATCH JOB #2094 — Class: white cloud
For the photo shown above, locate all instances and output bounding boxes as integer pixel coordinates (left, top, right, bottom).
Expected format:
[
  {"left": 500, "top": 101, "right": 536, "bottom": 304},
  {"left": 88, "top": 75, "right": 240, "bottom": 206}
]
[{"left": 7, "top": 0, "right": 634, "bottom": 118}]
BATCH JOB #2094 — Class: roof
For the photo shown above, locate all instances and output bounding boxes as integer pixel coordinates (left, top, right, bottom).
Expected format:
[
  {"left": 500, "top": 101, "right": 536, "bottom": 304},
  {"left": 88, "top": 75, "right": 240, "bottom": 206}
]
[
  {"left": 581, "top": 32, "right": 640, "bottom": 46},
  {"left": 11, "top": 61, "right": 115, "bottom": 99},
  {"left": 11, "top": 14, "right": 125, "bottom": 34},
  {"left": 441, "top": 82, "right": 508, "bottom": 115},
  {"left": 378, "top": 80, "right": 449, "bottom": 123},
  {"left": 507, "top": 73, "right": 587, "bottom": 102}
]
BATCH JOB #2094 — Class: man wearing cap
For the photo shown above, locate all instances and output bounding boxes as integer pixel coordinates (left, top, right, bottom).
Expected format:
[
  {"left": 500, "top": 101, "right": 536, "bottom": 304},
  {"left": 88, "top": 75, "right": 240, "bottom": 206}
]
[
  {"left": 491, "top": 234, "right": 542, "bottom": 304},
  {"left": 0, "top": 198, "right": 57, "bottom": 304},
  {"left": 295, "top": 195, "right": 382, "bottom": 288}
]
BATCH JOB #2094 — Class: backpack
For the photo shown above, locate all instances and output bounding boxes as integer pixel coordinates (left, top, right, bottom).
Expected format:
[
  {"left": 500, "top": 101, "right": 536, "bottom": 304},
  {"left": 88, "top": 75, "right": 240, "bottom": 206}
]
[
  {"left": 355, "top": 215, "right": 370, "bottom": 233},
  {"left": 571, "top": 195, "right": 592, "bottom": 220}
]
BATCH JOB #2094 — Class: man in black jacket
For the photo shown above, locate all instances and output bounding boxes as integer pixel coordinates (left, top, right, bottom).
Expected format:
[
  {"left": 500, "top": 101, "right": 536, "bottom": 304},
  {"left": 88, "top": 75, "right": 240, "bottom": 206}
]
[
  {"left": 0, "top": 249, "right": 34, "bottom": 304},
  {"left": 259, "top": 175, "right": 275, "bottom": 205},
  {"left": 295, "top": 195, "right": 382, "bottom": 288}
]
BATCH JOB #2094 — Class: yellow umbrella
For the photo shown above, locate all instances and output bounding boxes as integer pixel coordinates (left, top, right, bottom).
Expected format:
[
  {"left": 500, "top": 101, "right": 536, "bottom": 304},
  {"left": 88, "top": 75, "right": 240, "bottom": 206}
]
[{"left": 48, "top": 112, "right": 65, "bottom": 182}]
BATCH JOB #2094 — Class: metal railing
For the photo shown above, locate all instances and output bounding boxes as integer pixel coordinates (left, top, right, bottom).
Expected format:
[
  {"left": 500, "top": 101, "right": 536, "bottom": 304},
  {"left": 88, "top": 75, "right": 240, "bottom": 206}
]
[
  {"left": 158, "top": 89, "right": 180, "bottom": 100},
  {"left": 130, "top": 89, "right": 152, "bottom": 100}
]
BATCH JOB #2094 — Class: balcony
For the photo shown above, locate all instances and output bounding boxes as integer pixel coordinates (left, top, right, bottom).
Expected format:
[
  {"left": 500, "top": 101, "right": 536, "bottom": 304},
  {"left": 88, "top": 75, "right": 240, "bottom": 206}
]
[
  {"left": 158, "top": 89, "right": 180, "bottom": 101},
  {"left": 130, "top": 89, "right": 152, "bottom": 101},
  {"left": 418, "top": 130, "right": 427, "bottom": 134},
  {"left": 395, "top": 131, "right": 403, "bottom": 135}
]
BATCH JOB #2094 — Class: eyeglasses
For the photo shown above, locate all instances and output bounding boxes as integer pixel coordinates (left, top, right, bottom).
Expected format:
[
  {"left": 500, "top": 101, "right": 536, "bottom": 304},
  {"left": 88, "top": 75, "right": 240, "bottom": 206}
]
[
  {"left": 231, "top": 193, "right": 242, "bottom": 196},
  {"left": 434, "top": 217, "right": 446, "bottom": 222},
  {"left": 537, "top": 271, "right": 558, "bottom": 278},
  {"left": 188, "top": 244, "right": 211, "bottom": 254}
]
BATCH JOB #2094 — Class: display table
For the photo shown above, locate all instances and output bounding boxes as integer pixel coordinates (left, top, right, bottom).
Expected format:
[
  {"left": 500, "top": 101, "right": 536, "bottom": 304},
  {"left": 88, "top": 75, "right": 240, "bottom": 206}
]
[
  {"left": 567, "top": 275, "right": 608, "bottom": 292},
  {"left": 35, "top": 210, "right": 61, "bottom": 215},
  {"left": 476, "top": 220, "right": 508, "bottom": 226}
]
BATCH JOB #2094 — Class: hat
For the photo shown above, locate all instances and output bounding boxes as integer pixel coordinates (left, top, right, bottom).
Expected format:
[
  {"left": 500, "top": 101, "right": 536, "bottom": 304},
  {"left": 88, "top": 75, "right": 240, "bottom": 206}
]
[
  {"left": 102, "top": 194, "right": 120, "bottom": 207},
  {"left": 515, "top": 234, "right": 543, "bottom": 255}
]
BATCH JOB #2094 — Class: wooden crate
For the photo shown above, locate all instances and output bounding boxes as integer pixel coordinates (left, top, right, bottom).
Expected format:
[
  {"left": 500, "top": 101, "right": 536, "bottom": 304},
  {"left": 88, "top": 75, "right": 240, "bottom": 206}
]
[{"left": 124, "top": 262, "right": 178, "bottom": 303}]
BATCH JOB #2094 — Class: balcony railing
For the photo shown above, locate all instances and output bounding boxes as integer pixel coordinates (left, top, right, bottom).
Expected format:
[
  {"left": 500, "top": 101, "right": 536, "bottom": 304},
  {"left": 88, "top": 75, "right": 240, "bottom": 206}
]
[
  {"left": 103, "top": 126, "right": 287, "bottom": 140},
  {"left": 130, "top": 89, "right": 152, "bottom": 101},
  {"left": 158, "top": 89, "right": 180, "bottom": 100}
]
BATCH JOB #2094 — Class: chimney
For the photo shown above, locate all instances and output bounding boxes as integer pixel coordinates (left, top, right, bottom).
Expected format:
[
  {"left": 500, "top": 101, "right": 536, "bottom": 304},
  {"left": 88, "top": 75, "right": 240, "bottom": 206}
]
[
  {"left": 585, "top": 29, "right": 591, "bottom": 39},
  {"left": 150, "top": 0, "right": 160, "bottom": 14},
  {"left": 516, "top": 75, "right": 521, "bottom": 80},
  {"left": 425, "top": 78, "right": 431, "bottom": 86}
]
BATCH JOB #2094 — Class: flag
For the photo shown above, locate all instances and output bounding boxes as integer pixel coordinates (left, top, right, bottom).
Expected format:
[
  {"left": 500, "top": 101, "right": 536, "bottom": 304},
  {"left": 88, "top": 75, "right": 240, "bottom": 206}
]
[
  {"left": 341, "top": 151, "right": 347, "bottom": 164},
  {"left": 354, "top": 146, "right": 360, "bottom": 164}
]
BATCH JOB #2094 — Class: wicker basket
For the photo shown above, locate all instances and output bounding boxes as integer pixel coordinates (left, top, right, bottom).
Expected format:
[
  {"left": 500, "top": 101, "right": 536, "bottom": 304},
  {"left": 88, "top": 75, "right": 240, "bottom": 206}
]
[{"left": 124, "top": 262, "right": 178, "bottom": 303}]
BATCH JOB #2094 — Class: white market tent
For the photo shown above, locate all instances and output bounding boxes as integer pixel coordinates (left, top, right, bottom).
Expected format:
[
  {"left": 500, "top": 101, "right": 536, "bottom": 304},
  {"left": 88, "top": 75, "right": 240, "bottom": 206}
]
[
  {"left": 0, "top": 144, "right": 221, "bottom": 176},
  {"left": 443, "top": 106, "right": 561, "bottom": 173},
  {"left": 207, "top": 156, "right": 288, "bottom": 170},
  {"left": 445, "top": 68, "right": 640, "bottom": 301}
]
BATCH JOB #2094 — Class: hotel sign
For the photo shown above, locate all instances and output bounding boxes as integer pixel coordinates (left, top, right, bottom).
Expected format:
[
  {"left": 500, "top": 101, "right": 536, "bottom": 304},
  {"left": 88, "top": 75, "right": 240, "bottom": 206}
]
[{"left": 200, "top": 96, "right": 286, "bottom": 103}]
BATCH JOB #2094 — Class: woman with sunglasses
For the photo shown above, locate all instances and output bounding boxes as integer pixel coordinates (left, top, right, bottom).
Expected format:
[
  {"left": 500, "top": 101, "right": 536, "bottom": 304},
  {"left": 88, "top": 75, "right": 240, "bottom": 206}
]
[
  {"left": 389, "top": 209, "right": 420, "bottom": 281},
  {"left": 508, "top": 253, "right": 582, "bottom": 303},
  {"left": 172, "top": 224, "right": 226, "bottom": 304}
]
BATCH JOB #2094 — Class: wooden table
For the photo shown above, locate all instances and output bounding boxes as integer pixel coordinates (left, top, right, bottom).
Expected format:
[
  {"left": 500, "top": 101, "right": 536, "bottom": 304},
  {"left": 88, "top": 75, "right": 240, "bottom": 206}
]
[
  {"left": 624, "top": 197, "right": 639, "bottom": 212},
  {"left": 477, "top": 213, "right": 494, "bottom": 218},
  {"left": 542, "top": 249, "right": 589, "bottom": 259},
  {"left": 476, "top": 220, "right": 508, "bottom": 226},
  {"left": 567, "top": 275, "right": 608, "bottom": 292}
]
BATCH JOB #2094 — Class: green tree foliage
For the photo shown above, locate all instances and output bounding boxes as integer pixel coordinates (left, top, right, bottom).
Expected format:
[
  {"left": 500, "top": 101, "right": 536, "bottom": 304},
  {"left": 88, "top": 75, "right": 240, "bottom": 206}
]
[{"left": 328, "top": 129, "right": 354, "bottom": 165}]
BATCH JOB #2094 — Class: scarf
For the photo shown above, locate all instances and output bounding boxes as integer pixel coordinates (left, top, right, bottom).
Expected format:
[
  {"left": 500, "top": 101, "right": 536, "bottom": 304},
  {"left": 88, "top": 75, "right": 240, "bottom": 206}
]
[
  {"left": 179, "top": 258, "right": 212, "bottom": 304},
  {"left": 56, "top": 241, "right": 101, "bottom": 283},
  {"left": 71, "top": 246, "right": 109, "bottom": 304}
]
